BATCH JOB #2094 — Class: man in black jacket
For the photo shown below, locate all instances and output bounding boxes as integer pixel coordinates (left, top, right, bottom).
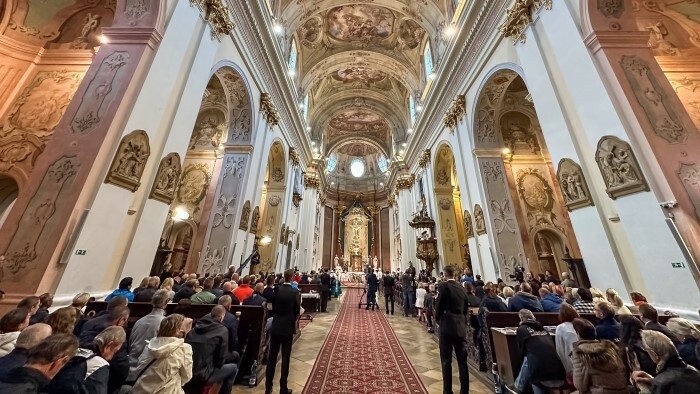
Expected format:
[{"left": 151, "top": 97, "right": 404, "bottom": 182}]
[
  {"left": 133, "top": 277, "right": 158, "bottom": 302},
  {"left": 265, "top": 269, "right": 301, "bottom": 394},
  {"left": 435, "top": 265, "right": 470, "bottom": 394},
  {"left": 217, "top": 295, "right": 239, "bottom": 352},
  {"left": 382, "top": 271, "right": 395, "bottom": 315},
  {"left": 366, "top": 270, "right": 379, "bottom": 310},
  {"left": 514, "top": 309, "right": 565, "bottom": 393},
  {"left": 319, "top": 269, "right": 331, "bottom": 312},
  {"left": 186, "top": 305, "right": 238, "bottom": 394},
  {"left": 173, "top": 279, "right": 197, "bottom": 302}
]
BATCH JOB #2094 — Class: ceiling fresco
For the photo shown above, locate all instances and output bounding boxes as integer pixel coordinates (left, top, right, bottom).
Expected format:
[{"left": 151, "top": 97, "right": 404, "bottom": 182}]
[
  {"left": 333, "top": 66, "right": 387, "bottom": 86},
  {"left": 328, "top": 110, "right": 387, "bottom": 132},
  {"left": 326, "top": 5, "right": 395, "bottom": 43}
]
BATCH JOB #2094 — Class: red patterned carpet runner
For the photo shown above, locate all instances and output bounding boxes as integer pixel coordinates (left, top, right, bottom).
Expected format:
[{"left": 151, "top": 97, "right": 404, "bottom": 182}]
[{"left": 302, "top": 289, "right": 428, "bottom": 394}]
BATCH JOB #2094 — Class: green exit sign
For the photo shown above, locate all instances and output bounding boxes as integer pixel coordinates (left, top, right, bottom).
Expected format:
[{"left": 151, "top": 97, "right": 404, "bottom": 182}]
[
  {"left": 75, "top": 249, "right": 87, "bottom": 256},
  {"left": 671, "top": 262, "right": 685, "bottom": 268}
]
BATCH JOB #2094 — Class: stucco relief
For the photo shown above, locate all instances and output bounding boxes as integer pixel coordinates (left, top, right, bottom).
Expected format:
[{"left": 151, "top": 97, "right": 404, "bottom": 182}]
[
  {"left": 476, "top": 72, "right": 518, "bottom": 146},
  {"left": 300, "top": 16, "right": 322, "bottom": 48},
  {"left": 517, "top": 168, "right": 556, "bottom": 228},
  {"left": 678, "top": 163, "right": 700, "bottom": 220},
  {"left": 223, "top": 156, "right": 245, "bottom": 178},
  {"left": 669, "top": 75, "right": 700, "bottom": 129},
  {"left": 463, "top": 210, "right": 474, "bottom": 238},
  {"left": 201, "top": 245, "right": 226, "bottom": 275},
  {"left": 2, "top": 156, "right": 79, "bottom": 278},
  {"left": 69, "top": 13, "right": 101, "bottom": 49},
  {"left": 249, "top": 206, "right": 260, "bottom": 234},
  {"left": 481, "top": 160, "right": 504, "bottom": 184},
  {"left": 436, "top": 168, "right": 450, "bottom": 185},
  {"left": 439, "top": 198, "right": 451, "bottom": 210},
  {"left": 595, "top": 136, "right": 649, "bottom": 199},
  {"left": 239, "top": 200, "right": 251, "bottom": 231},
  {"left": 212, "top": 194, "right": 237, "bottom": 229},
  {"left": 500, "top": 111, "right": 540, "bottom": 153},
  {"left": 105, "top": 130, "right": 150, "bottom": 191},
  {"left": 189, "top": 109, "right": 226, "bottom": 149},
  {"left": 125, "top": 0, "right": 151, "bottom": 22},
  {"left": 645, "top": 21, "right": 680, "bottom": 56},
  {"left": 71, "top": 52, "right": 130, "bottom": 134},
  {"left": 397, "top": 18, "right": 425, "bottom": 49},
  {"left": 474, "top": 204, "right": 486, "bottom": 235},
  {"left": 620, "top": 55, "right": 686, "bottom": 143},
  {"left": 177, "top": 163, "right": 211, "bottom": 207},
  {"left": 0, "top": 70, "right": 82, "bottom": 172},
  {"left": 557, "top": 159, "right": 593, "bottom": 210},
  {"left": 149, "top": 153, "right": 181, "bottom": 204},
  {"left": 597, "top": 0, "right": 625, "bottom": 18},
  {"left": 490, "top": 199, "right": 517, "bottom": 234},
  {"left": 219, "top": 71, "right": 252, "bottom": 143}
]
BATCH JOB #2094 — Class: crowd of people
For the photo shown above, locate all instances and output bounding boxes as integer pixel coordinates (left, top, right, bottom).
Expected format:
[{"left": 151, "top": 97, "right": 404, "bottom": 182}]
[{"left": 0, "top": 268, "right": 303, "bottom": 394}]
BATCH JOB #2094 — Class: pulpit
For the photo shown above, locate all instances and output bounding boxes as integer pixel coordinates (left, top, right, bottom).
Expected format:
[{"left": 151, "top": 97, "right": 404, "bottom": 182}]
[{"left": 409, "top": 201, "right": 439, "bottom": 275}]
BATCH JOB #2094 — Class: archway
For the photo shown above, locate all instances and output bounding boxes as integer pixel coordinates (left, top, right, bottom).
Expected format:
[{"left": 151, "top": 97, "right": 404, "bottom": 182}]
[
  {"left": 473, "top": 70, "right": 582, "bottom": 280},
  {"left": 153, "top": 65, "right": 254, "bottom": 275},
  {"left": 255, "top": 141, "right": 287, "bottom": 273},
  {"left": 0, "top": 177, "right": 19, "bottom": 229},
  {"left": 433, "top": 144, "right": 470, "bottom": 271}
]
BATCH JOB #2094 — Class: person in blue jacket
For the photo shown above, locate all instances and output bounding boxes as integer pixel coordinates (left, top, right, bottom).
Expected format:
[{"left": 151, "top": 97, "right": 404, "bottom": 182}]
[
  {"left": 539, "top": 288, "right": 563, "bottom": 312},
  {"left": 105, "top": 277, "right": 135, "bottom": 302},
  {"left": 507, "top": 282, "right": 544, "bottom": 313}
]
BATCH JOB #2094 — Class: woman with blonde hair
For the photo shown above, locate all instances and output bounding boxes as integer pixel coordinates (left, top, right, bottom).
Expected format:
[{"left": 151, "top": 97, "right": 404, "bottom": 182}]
[
  {"left": 589, "top": 288, "right": 606, "bottom": 304},
  {"left": 667, "top": 317, "right": 700, "bottom": 369},
  {"left": 632, "top": 330, "right": 700, "bottom": 393},
  {"left": 46, "top": 306, "right": 79, "bottom": 335},
  {"left": 501, "top": 286, "right": 514, "bottom": 307},
  {"left": 605, "top": 288, "right": 631, "bottom": 315},
  {"left": 160, "top": 277, "right": 176, "bottom": 299}
]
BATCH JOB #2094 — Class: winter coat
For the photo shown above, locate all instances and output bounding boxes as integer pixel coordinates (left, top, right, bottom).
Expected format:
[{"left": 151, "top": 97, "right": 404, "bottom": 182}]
[
  {"left": 0, "top": 367, "right": 50, "bottom": 394},
  {"left": 129, "top": 337, "right": 193, "bottom": 394},
  {"left": 595, "top": 316, "right": 621, "bottom": 342},
  {"left": 185, "top": 316, "right": 228, "bottom": 381},
  {"left": 0, "top": 331, "right": 20, "bottom": 357},
  {"left": 508, "top": 292, "right": 544, "bottom": 313},
  {"left": 541, "top": 293, "right": 564, "bottom": 312},
  {"left": 650, "top": 357, "right": 700, "bottom": 394},
  {"left": 571, "top": 340, "right": 629, "bottom": 394},
  {"left": 516, "top": 320, "right": 566, "bottom": 383},
  {"left": 105, "top": 288, "right": 135, "bottom": 302}
]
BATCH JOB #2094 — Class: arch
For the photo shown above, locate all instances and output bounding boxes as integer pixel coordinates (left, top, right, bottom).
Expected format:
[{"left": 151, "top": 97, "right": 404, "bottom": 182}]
[
  {"left": 433, "top": 142, "right": 458, "bottom": 187},
  {"left": 211, "top": 62, "right": 255, "bottom": 145},
  {"left": 266, "top": 140, "right": 287, "bottom": 187},
  {"left": 0, "top": 176, "right": 19, "bottom": 229}
]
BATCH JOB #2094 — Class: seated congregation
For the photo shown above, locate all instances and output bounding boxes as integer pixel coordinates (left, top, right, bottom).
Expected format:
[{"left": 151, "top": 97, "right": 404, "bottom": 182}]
[{"left": 0, "top": 268, "right": 304, "bottom": 394}]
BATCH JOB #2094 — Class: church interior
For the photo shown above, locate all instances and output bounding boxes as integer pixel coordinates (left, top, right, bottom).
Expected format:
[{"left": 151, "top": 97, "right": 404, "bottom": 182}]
[{"left": 1, "top": 0, "right": 700, "bottom": 393}]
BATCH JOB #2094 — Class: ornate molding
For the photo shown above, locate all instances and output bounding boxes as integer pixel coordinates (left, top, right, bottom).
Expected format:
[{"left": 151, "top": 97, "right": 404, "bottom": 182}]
[
  {"left": 443, "top": 95, "right": 466, "bottom": 131},
  {"left": 418, "top": 149, "right": 431, "bottom": 168},
  {"left": 396, "top": 174, "right": 416, "bottom": 190},
  {"left": 260, "top": 93, "right": 280, "bottom": 126},
  {"left": 189, "top": 0, "right": 234, "bottom": 40},
  {"left": 499, "top": 0, "right": 553, "bottom": 43},
  {"left": 387, "top": 194, "right": 396, "bottom": 207},
  {"left": 288, "top": 147, "right": 300, "bottom": 167},
  {"left": 304, "top": 173, "right": 320, "bottom": 189}
]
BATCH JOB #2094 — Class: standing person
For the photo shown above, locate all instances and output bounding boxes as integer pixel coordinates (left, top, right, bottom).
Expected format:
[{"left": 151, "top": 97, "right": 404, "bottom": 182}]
[
  {"left": 424, "top": 284, "right": 437, "bottom": 333},
  {"left": 366, "top": 269, "right": 379, "bottom": 310},
  {"left": 434, "top": 265, "right": 470, "bottom": 394},
  {"left": 319, "top": 269, "right": 331, "bottom": 313},
  {"left": 401, "top": 269, "right": 415, "bottom": 317},
  {"left": 415, "top": 283, "right": 427, "bottom": 321},
  {"left": 383, "top": 271, "right": 395, "bottom": 315},
  {"left": 265, "top": 269, "right": 301, "bottom": 394}
]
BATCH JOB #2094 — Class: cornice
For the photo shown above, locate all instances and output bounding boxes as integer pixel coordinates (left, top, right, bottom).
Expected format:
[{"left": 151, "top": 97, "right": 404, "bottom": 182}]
[{"left": 227, "top": 0, "right": 310, "bottom": 168}]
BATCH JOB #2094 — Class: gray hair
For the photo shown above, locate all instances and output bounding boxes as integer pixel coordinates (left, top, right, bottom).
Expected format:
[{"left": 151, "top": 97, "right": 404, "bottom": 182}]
[
  {"left": 94, "top": 326, "right": 126, "bottom": 349},
  {"left": 218, "top": 295, "right": 232, "bottom": 308},
  {"left": 152, "top": 289, "right": 171, "bottom": 308},
  {"left": 518, "top": 309, "right": 535, "bottom": 323},
  {"left": 16, "top": 323, "right": 52, "bottom": 349}
]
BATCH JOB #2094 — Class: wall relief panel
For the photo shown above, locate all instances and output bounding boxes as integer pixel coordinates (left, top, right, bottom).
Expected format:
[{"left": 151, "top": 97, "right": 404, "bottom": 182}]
[
  {"left": 249, "top": 206, "right": 260, "bottom": 234},
  {"left": 3, "top": 156, "right": 79, "bottom": 280},
  {"left": 678, "top": 162, "right": 700, "bottom": 220},
  {"left": 149, "top": 153, "right": 180, "bottom": 204},
  {"left": 620, "top": 55, "right": 686, "bottom": 144},
  {"left": 595, "top": 136, "right": 649, "bottom": 199},
  {"left": 177, "top": 163, "right": 212, "bottom": 220},
  {"left": 239, "top": 200, "right": 251, "bottom": 231},
  {"left": 0, "top": 70, "right": 82, "bottom": 173},
  {"left": 463, "top": 210, "right": 473, "bottom": 238},
  {"left": 557, "top": 158, "right": 593, "bottom": 210},
  {"left": 516, "top": 168, "right": 556, "bottom": 228},
  {"left": 474, "top": 204, "right": 486, "bottom": 235},
  {"left": 71, "top": 51, "right": 130, "bottom": 134},
  {"left": 105, "top": 130, "right": 150, "bottom": 191},
  {"left": 597, "top": 0, "right": 625, "bottom": 18}
]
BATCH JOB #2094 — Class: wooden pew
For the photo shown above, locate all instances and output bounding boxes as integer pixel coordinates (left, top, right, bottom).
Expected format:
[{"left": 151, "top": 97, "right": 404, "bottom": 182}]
[{"left": 84, "top": 301, "right": 268, "bottom": 387}]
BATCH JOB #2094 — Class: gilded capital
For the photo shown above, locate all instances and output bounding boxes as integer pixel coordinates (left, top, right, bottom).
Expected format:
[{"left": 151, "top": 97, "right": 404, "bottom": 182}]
[
  {"left": 396, "top": 174, "right": 415, "bottom": 190},
  {"left": 418, "top": 149, "right": 431, "bottom": 168},
  {"left": 499, "top": 0, "right": 552, "bottom": 43},
  {"left": 289, "top": 147, "right": 300, "bottom": 167},
  {"left": 304, "top": 173, "right": 320, "bottom": 189},
  {"left": 387, "top": 194, "right": 396, "bottom": 207},
  {"left": 443, "top": 95, "right": 466, "bottom": 132},
  {"left": 190, "top": 0, "right": 234, "bottom": 40},
  {"left": 260, "top": 93, "right": 280, "bottom": 126}
]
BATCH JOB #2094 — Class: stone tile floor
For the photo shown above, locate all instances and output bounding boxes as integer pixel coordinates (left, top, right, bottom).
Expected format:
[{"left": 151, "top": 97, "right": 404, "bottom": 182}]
[{"left": 237, "top": 294, "right": 492, "bottom": 393}]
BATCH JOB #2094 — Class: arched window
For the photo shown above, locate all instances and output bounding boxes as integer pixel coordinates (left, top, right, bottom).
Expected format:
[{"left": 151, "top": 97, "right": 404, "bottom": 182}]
[
  {"left": 423, "top": 43, "right": 434, "bottom": 81},
  {"left": 377, "top": 154, "right": 388, "bottom": 173},
  {"left": 327, "top": 153, "right": 338, "bottom": 172},
  {"left": 409, "top": 95, "right": 416, "bottom": 125},
  {"left": 289, "top": 40, "right": 298, "bottom": 77},
  {"left": 301, "top": 93, "right": 309, "bottom": 121},
  {"left": 350, "top": 158, "right": 365, "bottom": 178}
]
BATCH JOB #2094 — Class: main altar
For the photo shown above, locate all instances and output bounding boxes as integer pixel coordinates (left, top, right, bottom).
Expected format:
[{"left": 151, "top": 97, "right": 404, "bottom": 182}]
[{"left": 337, "top": 199, "right": 374, "bottom": 272}]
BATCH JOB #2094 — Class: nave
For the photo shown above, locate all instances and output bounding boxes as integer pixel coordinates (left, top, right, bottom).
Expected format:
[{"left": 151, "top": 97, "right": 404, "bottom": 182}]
[{"left": 240, "top": 288, "right": 490, "bottom": 394}]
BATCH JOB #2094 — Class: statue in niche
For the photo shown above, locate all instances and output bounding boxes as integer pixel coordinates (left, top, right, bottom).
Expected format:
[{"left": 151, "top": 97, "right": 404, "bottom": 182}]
[
  {"left": 106, "top": 130, "right": 150, "bottom": 191},
  {"left": 596, "top": 136, "right": 649, "bottom": 199},
  {"left": 239, "top": 201, "right": 251, "bottom": 231},
  {"left": 150, "top": 153, "right": 181, "bottom": 204},
  {"left": 474, "top": 204, "right": 486, "bottom": 235},
  {"left": 249, "top": 206, "right": 260, "bottom": 234}
]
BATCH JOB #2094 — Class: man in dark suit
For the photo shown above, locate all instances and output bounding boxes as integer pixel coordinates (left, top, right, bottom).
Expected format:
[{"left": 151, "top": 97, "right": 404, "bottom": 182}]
[
  {"left": 382, "top": 271, "right": 395, "bottom": 315},
  {"left": 366, "top": 270, "right": 379, "bottom": 310},
  {"left": 319, "top": 269, "right": 331, "bottom": 312},
  {"left": 435, "top": 265, "right": 470, "bottom": 394},
  {"left": 265, "top": 269, "right": 301, "bottom": 394}
]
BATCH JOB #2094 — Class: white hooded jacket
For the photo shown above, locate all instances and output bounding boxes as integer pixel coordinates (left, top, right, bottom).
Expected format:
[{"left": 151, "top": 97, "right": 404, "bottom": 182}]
[
  {"left": 0, "top": 331, "right": 20, "bottom": 357},
  {"left": 129, "top": 336, "right": 193, "bottom": 394}
]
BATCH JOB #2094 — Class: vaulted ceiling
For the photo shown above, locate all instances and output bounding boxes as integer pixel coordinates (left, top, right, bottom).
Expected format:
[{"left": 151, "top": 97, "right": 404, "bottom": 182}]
[{"left": 273, "top": 0, "right": 450, "bottom": 193}]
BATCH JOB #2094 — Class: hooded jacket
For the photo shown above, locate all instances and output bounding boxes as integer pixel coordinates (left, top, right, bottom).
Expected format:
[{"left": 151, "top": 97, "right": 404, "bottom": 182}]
[
  {"left": 541, "top": 293, "right": 564, "bottom": 312},
  {"left": 508, "top": 291, "right": 544, "bottom": 312},
  {"left": 129, "top": 337, "right": 193, "bottom": 394},
  {"left": 571, "top": 339, "right": 629, "bottom": 394},
  {"left": 185, "top": 315, "right": 228, "bottom": 381},
  {"left": 516, "top": 320, "right": 565, "bottom": 383},
  {"left": 0, "top": 331, "right": 20, "bottom": 357},
  {"left": 105, "top": 288, "right": 135, "bottom": 302}
]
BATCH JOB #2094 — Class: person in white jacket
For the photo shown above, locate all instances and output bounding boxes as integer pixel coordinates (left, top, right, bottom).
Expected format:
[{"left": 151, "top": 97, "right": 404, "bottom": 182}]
[
  {"left": 0, "top": 307, "right": 30, "bottom": 357},
  {"left": 129, "top": 314, "right": 193, "bottom": 394}
]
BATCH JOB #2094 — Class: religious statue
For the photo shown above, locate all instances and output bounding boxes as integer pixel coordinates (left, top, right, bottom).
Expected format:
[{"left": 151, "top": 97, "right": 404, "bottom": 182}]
[
  {"left": 373, "top": 256, "right": 378, "bottom": 268},
  {"left": 334, "top": 254, "right": 339, "bottom": 267}
]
